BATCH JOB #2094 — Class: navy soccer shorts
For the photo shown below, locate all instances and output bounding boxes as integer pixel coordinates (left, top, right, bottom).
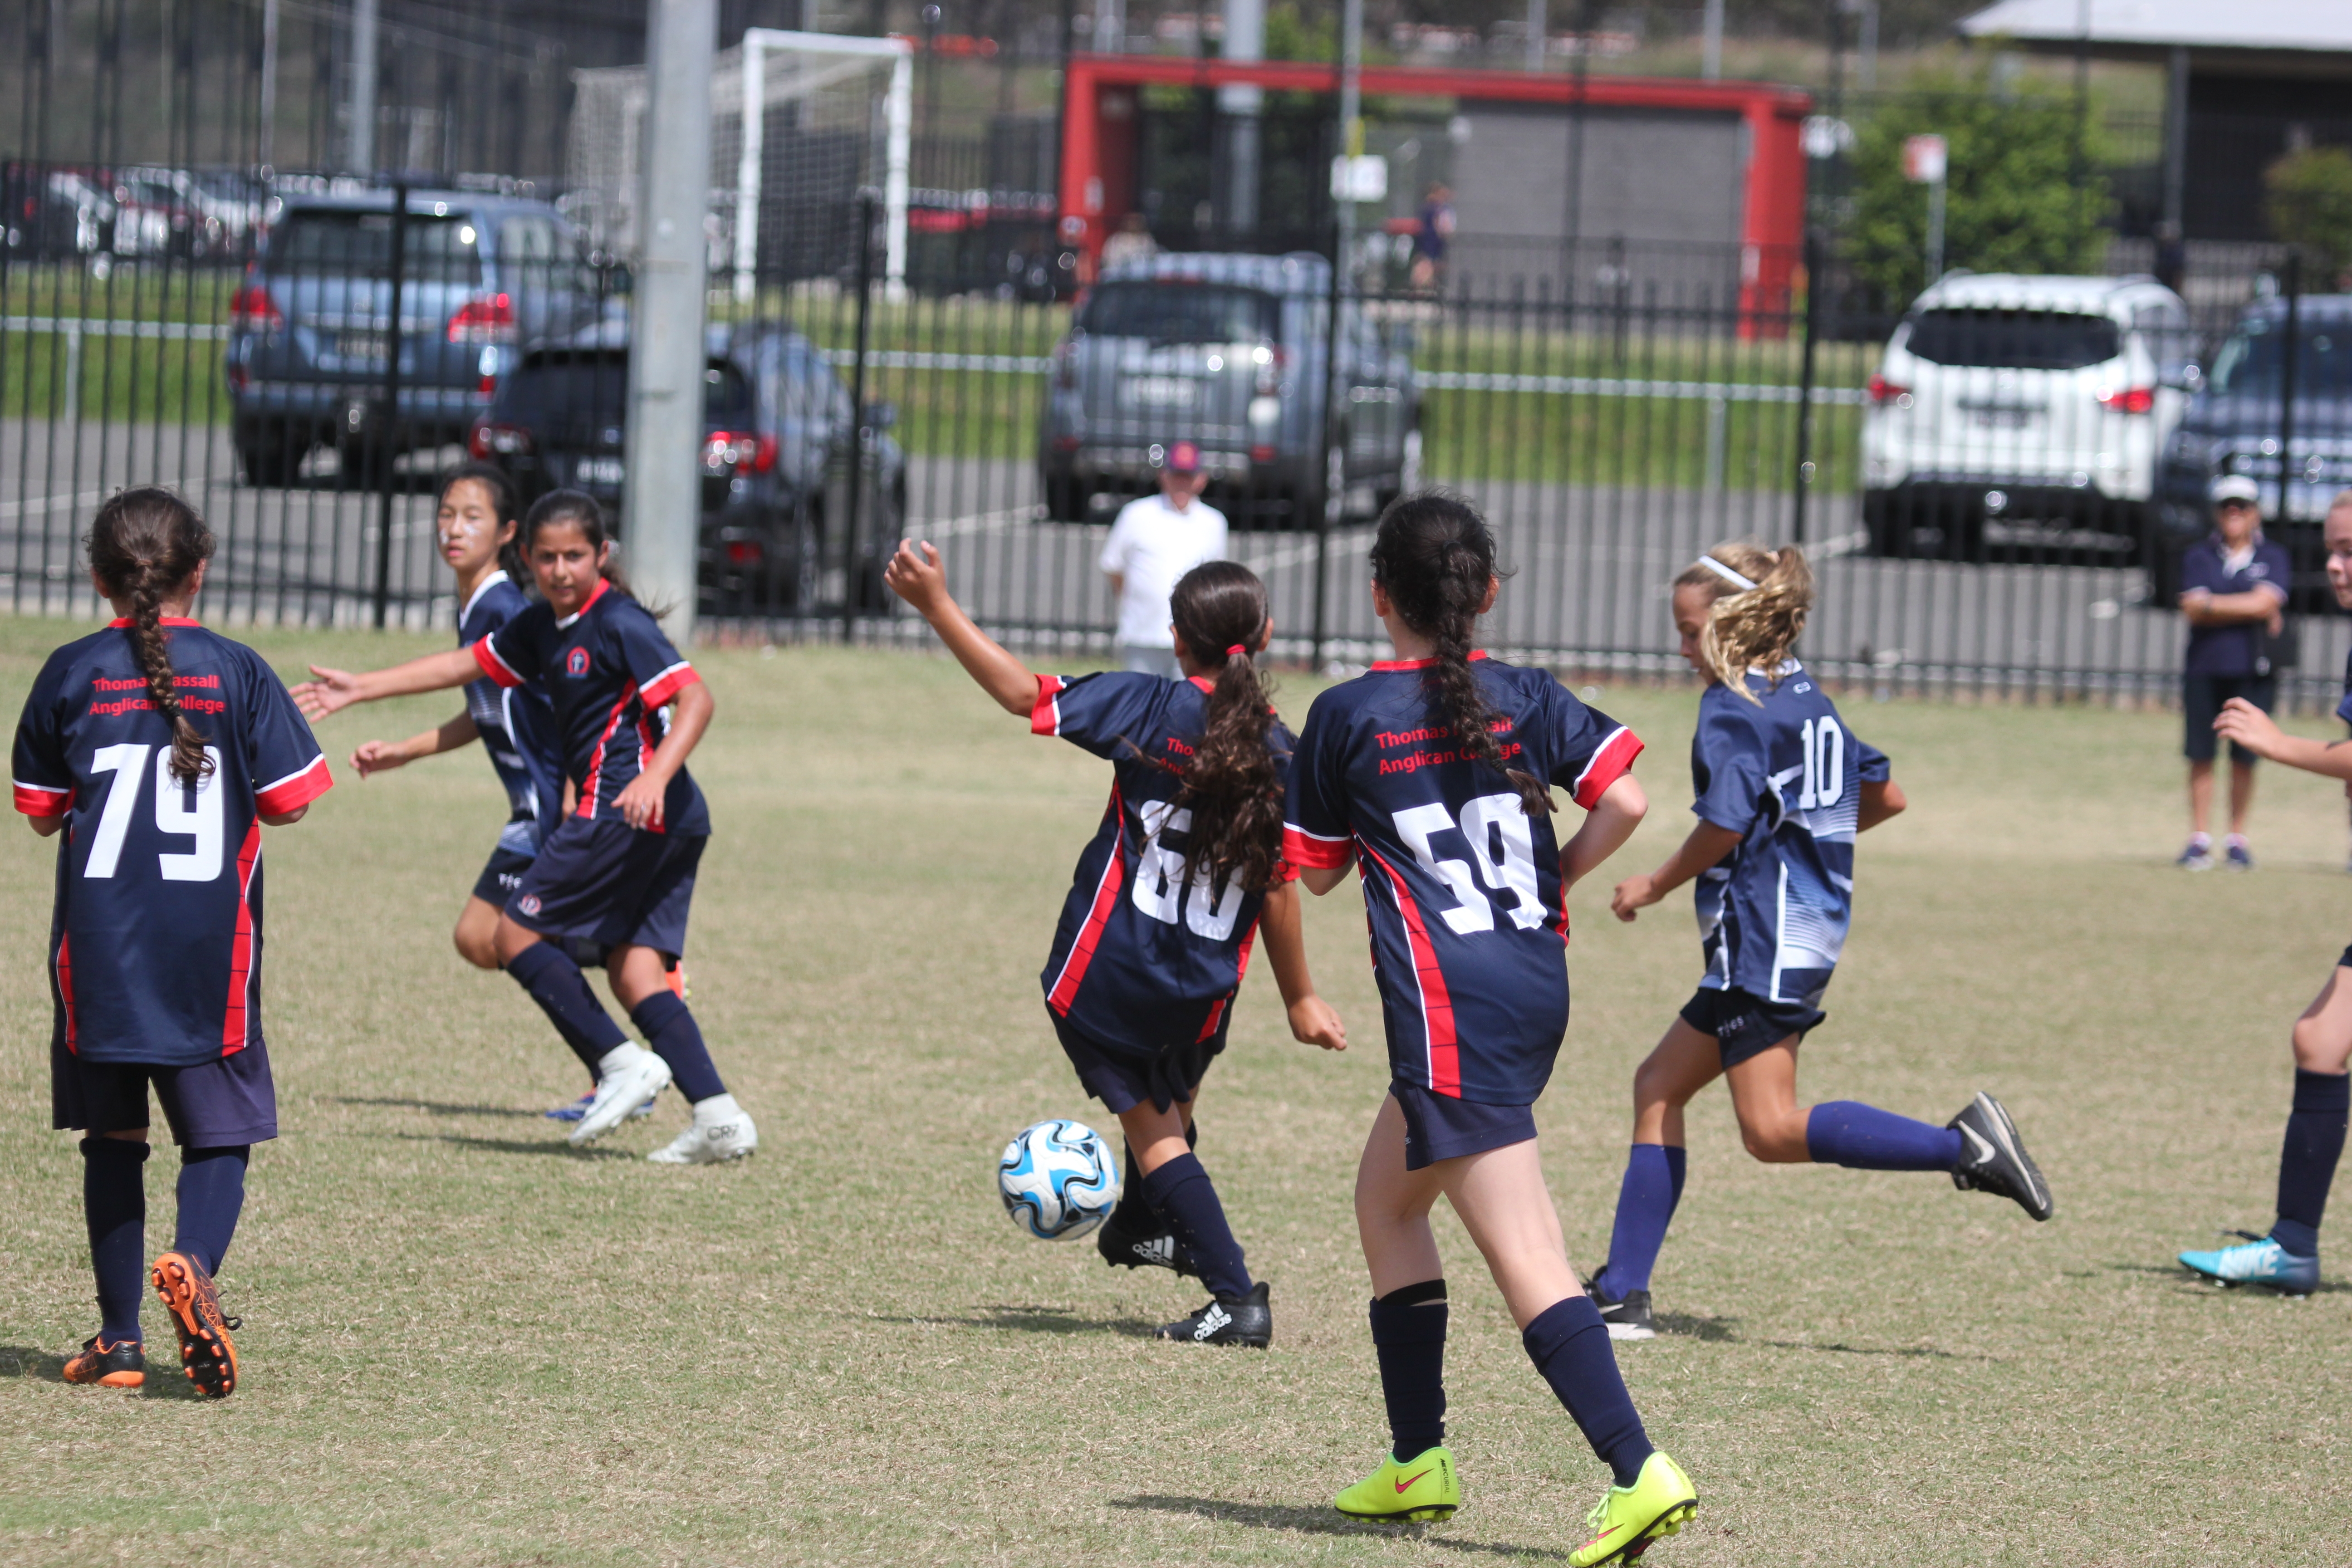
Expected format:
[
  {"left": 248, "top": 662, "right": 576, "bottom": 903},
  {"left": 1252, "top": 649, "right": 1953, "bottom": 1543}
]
[
  {"left": 1050, "top": 1007, "right": 1225, "bottom": 1116},
  {"left": 472, "top": 844, "right": 537, "bottom": 907},
  {"left": 54, "top": 1038, "right": 278, "bottom": 1146},
  {"left": 2182, "top": 675, "right": 2276, "bottom": 764},
  {"left": 505, "top": 817, "right": 705, "bottom": 960},
  {"left": 1680, "top": 985, "right": 1824, "bottom": 1068},
  {"left": 1390, "top": 1079, "right": 1537, "bottom": 1171}
]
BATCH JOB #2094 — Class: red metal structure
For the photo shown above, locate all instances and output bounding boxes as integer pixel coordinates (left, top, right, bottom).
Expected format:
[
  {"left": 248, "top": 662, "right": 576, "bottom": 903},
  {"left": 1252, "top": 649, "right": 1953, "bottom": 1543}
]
[{"left": 1057, "top": 55, "right": 1812, "bottom": 323}]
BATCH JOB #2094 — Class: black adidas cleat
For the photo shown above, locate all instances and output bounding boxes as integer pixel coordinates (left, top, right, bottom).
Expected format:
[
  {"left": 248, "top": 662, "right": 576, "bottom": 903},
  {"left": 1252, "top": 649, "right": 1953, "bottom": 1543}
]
[
  {"left": 1948, "top": 1092, "right": 2054, "bottom": 1222},
  {"left": 1094, "top": 1207, "right": 1199, "bottom": 1278},
  {"left": 1585, "top": 1275, "right": 1656, "bottom": 1341},
  {"left": 1156, "top": 1280, "right": 1272, "bottom": 1348}
]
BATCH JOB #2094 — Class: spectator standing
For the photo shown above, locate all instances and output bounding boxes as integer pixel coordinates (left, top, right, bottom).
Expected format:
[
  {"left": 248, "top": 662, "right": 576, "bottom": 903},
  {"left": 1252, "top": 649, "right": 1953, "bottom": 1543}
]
[
  {"left": 2178, "top": 473, "right": 2291, "bottom": 870},
  {"left": 1100, "top": 213, "right": 1158, "bottom": 271},
  {"left": 1101, "top": 440, "right": 1228, "bottom": 677},
  {"left": 1410, "top": 183, "right": 1454, "bottom": 294}
]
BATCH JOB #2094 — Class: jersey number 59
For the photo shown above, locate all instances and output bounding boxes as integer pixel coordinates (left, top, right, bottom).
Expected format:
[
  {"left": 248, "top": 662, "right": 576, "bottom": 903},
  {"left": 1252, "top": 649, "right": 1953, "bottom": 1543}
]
[
  {"left": 1393, "top": 794, "right": 1546, "bottom": 935},
  {"left": 84, "top": 742, "right": 225, "bottom": 882}
]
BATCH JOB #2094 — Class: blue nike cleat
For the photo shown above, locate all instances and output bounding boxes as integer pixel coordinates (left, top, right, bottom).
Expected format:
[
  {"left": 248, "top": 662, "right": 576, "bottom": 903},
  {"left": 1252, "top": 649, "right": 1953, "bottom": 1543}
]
[
  {"left": 543, "top": 1089, "right": 658, "bottom": 1122},
  {"left": 2178, "top": 1231, "right": 2318, "bottom": 1296}
]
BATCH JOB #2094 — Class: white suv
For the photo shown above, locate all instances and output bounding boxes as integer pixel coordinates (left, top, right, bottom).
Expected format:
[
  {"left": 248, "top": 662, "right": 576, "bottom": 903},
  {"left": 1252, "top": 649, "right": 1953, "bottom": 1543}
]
[{"left": 1860, "top": 272, "right": 2192, "bottom": 560}]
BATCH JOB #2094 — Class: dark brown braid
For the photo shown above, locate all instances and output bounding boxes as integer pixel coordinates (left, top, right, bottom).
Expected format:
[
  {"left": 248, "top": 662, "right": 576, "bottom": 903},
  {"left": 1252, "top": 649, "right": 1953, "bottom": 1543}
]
[
  {"left": 87, "top": 487, "right": 218, "bottom": 788},
  {"left": 1165, "top": 560, "right": 1285, "bottom": 892},
  {"left": 1367, "top": 492, "right": 1553, "bottom": 815}
]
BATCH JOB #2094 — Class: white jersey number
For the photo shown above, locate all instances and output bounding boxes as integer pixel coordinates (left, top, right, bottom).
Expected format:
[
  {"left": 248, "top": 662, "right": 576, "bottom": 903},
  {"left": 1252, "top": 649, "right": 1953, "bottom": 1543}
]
[
  {"left": 1393, "top": 794, "right": 1546, "bottom": 934},
  {"left": 1795, "top": 717, "right": 1845, "bottom": 811},
  {"left": 83, "top": 743, "right": 225, "bottom": 882},
  {"left": 1131, "top": 799, "right": 1246, "bottom": 941}
]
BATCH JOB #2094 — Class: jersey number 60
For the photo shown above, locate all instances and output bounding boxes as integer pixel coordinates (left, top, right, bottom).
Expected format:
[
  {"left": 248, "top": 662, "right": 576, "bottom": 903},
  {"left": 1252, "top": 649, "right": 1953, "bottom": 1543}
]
[{"left": 84, "top": 742, "right": 225, "bottom": 882}]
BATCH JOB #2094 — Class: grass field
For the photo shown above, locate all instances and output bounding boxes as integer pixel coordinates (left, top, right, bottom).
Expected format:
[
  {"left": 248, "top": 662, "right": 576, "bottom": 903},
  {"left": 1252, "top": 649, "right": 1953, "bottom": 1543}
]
[{"left": 2, "top": 620, "right": 2349, "bottom": 1565}]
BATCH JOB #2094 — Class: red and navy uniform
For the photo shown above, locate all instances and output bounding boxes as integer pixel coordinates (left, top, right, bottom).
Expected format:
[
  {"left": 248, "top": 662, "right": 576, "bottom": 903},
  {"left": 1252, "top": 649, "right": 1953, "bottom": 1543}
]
[
  {"left": 458, "top": 570, "right": 564, "bottom": 905},
  {"left": 12, "top": 619, "right": 331, "bottom": 1088},
  {"left": 1031, "top": 670, "right": 1297, "bottom": 1056},
  {"left": 1282, "top": 654, "right": 1641, "bottom": 1105}
]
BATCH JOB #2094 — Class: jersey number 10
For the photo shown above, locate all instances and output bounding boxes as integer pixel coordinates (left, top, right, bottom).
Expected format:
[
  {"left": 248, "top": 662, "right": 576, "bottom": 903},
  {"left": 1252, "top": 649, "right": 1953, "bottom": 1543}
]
[
  {"left": 84, "top": 742, "right": 225, "bottom": 882},
  {"left": 1795, "top": 717, "right": 1845, "bottom": 811}
]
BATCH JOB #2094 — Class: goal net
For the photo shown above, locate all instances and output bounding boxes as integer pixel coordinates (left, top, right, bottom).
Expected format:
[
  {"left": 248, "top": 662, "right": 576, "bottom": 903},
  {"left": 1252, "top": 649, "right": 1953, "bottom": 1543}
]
[{"left": 566, "top": 30, "right": 911, "bottom": 296}]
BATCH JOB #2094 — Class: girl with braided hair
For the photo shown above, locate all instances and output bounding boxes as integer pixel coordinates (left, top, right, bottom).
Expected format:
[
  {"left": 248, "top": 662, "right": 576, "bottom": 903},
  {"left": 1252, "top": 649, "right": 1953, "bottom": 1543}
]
[
  {"left": 1591, "top": 541, "right": 2051, "bottom": 1345},
  {"left": 16, "top": 488, "right": 333, "bottom": 1397},
  {"left": 1284, "top": 494, "right": 1695, "bottom": 1562},
  {"left": 884, "top": 538, "right": 1345, "bottom": 1349}
]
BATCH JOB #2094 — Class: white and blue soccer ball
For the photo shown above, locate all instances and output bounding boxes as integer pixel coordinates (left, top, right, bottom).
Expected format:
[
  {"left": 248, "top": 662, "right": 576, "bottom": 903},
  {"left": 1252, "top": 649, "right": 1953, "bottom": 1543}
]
[{"left": 997, "top": 1118, "right": 1121, "bottom": 1240}]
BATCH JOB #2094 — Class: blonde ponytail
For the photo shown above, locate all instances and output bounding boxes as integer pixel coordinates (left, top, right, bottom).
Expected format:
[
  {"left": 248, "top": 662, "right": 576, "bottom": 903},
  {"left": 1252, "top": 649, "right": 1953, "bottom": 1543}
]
[{"left": 1672, "top": 542, "right": 1814, "bottom": 704}]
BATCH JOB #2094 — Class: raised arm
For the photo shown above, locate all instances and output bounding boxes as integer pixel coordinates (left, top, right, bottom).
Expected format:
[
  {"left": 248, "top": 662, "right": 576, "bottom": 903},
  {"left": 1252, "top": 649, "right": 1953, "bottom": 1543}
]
[
  {"left": 883, "top": 539, "right": 1039, "bottom": 717},
  {"left": 2215, "top": 697, "right": 2352, "bottom": 782},
  {"left": 291, "top": 647, "right": 483, "bottom": 721},
  {"left": 1258, "top": 879, "right": 1346, "bottom": 1052},
  {"left": 351, "top": 711, "right": 480, "bottom": 778}
]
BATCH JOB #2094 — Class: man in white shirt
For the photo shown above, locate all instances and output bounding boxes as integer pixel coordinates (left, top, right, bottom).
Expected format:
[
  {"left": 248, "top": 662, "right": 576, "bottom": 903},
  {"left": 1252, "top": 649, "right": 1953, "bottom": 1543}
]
[{"left": 1100, "top": 439, "right": 1229, "bottom": 676}]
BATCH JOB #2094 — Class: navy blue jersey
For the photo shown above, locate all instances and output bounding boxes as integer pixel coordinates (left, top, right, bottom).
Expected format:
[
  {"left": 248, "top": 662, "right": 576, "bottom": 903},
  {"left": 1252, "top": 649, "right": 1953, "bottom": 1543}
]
[
  {"left": 2181, "top": 535, "right": 2290, "bottom": 677},
  {"left": 1031, "top": 671, "right": 1296, "bottom": 1054},
  {"left": 12, "top": 619, "right": 333, "bottom": 1066},
  {"left": 2337, "top": 641, "right": 2352, "bottom": 727},
  {"left": 458, "top": 571, "right": 564, "bottom": 854},
  {"left": 472, "top": 578, "right": 708, "bottom": 838},
  {"left": 1282, "top": 655, "right": 1643, "bottom": 1104},
  {"left": 1689, "top": 662, "right": 1890, "bottom": 1008}
]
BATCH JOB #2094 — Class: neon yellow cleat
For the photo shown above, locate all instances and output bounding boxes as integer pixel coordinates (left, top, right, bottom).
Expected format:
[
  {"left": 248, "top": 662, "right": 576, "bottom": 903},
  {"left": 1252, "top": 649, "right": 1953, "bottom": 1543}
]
[
  {"left": 1568, "top": 1450, "right": 1697, "bottom": 1566},
  {"left": 1333, "top": 1445, "right": 1460, "bottom": 1523}
]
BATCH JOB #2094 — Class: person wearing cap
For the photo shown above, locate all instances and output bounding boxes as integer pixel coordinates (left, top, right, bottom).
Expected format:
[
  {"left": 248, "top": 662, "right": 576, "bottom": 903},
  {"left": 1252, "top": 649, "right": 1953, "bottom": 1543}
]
[
  {"left": 1100, "top": 440, "right": 1230, "bottom": 677},
  {"left": 2176, "top": 473, "right": 2291, "bottom": 870}
]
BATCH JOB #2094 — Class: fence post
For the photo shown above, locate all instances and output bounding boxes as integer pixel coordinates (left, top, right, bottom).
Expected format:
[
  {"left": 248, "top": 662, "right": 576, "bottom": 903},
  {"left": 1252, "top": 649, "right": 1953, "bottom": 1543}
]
[
  {"left": 1791, "top": 224, "right": 1821, "bottom": 544},
  {"left": 842, "top": 191, "right": 875, "bottom": 646},
  {"left": 372, "top": 180, "right": 407, "bottom": 630},
  {"left": 2278, "top": 249, "right": 2302, "bottom": 528}
]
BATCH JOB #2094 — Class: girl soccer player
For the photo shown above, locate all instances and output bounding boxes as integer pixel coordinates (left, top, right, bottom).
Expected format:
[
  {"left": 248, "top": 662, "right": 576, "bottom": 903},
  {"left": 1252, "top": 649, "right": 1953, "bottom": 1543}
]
[
  {"left": 1283, "top": 495, "right": 1695, "bottom": 1564},
  {"left": 884, "top": 540, "right": 1345, "bottom": 1347},
  {"left": 1591, "top": 542, "right": 2052, "bottom": 1342},
  {"left": 19, "top": 488, "right": 333, "bottom": 1396},
  {"left": 292, "top": 491, "right": 754, "bottom": 1164},
  {"left": 2175, "top": 489, "right": 2352, "bottom": 1295}
]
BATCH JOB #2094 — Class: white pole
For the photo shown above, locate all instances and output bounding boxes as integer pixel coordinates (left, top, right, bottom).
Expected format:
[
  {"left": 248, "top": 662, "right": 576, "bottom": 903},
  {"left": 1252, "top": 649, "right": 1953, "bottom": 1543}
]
[
  {"left": 1701, "top": 0, "right": 1722, "bottom": 80},
  {"left": 735, "top": 33, "right": 764, "bottom": 303},
  {"left": 1525, "top": 0, "right": 1545, "bottom": 72},
  {"left": 348, "top": 0, "right": 378, "bottom": 172},
  {"left": 883, "top": 49, "right": 911, "bottom": 299},
  {"left": 259, "top": 0, "right": 280, "bottom": 169},
  {"left": 1925, "top": 170, "right": 1945, "bottom": 285}
]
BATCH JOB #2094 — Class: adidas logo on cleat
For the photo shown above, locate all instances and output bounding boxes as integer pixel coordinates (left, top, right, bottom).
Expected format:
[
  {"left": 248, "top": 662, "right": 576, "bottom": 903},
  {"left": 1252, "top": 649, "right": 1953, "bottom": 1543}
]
[{"left": 1192, "top": 1303, "right": 1232, "bottom": 1342}]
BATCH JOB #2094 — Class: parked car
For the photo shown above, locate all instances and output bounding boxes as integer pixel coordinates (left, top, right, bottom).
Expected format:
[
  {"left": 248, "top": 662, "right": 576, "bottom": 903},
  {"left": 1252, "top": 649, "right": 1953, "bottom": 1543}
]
[
  {"left": 1037, "top": 250, "right": 1422, "bottom": 527},
  {"left": 2150, "top": 294, "right": 2352, "bottom": 605},
  {"left": 467, "top": 320, "right": 906, "bottom": 614},
  {"left": 1860, "top": 272, "right": 2192, "bottom": 561},
  {"left": 225, "top": 188, "right": 607, "bottom": 485}
]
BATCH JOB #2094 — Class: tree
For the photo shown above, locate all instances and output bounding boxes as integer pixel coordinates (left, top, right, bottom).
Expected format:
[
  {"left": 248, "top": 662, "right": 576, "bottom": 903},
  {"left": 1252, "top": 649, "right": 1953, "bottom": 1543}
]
[
  {"left": 1844, "top": 62, "right": 2112, "bottom": 314},
  {"left": 2264, "top": 146, "right": 2352, "bottom": 285}
]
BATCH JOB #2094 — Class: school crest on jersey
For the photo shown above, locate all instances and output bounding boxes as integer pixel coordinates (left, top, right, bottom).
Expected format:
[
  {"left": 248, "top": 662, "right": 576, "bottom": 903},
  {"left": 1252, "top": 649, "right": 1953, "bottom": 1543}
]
[
  {"left": 565, "top": 647, "right": 591, "bottom": 677},
  {"left": 517, "top": 893, "right": 544, "bottom": 916}
]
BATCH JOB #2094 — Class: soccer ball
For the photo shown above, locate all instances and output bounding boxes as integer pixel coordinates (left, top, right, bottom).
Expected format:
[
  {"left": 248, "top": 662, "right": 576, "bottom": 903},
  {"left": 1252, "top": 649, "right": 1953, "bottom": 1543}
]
[{"left": 997, "top": 1118, "right": 1120, "bottom": 1240}]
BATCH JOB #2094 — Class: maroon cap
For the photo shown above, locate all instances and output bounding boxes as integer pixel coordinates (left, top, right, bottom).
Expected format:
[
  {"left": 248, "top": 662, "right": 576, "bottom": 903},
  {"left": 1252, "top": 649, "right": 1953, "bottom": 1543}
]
[{"left": 1164, "top": 439, "right": 1202, "bottom": 474}]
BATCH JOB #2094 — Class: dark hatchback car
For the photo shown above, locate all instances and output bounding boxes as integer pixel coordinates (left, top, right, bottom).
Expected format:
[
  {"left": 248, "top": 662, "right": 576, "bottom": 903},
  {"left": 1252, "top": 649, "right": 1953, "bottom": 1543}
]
[
  {"left": 468, "top": 321, "right": 905, "bottom": 613},
  {"left": 2151, "top": 294, "right": 2352, "bottom": 605}
]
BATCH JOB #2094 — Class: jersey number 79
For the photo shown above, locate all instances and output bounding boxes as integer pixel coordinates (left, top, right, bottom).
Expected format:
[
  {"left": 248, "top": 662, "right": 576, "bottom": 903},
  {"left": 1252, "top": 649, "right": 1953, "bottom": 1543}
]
[{"left": 84, "top": 742, "right": 225, "bottom": 882}]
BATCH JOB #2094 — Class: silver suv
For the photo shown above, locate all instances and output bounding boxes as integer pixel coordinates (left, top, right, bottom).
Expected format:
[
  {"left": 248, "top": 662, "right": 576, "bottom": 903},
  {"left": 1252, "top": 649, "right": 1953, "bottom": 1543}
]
[{"left": 1038, "top": 251, "right": 1421, "bottom": 527}]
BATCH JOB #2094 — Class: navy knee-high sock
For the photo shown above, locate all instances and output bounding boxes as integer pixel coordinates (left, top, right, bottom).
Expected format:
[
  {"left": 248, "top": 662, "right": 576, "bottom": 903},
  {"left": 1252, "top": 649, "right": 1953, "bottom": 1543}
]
[
  {"left": 173, "top": 1146, "right": 249, "bottom": 1277},
  {"left": 2274, "top": 1070, "right": 2351, "bottom": 1257},
  {"left": 628, "top": 992, "right": 725, "bottom": 1103},
  {"left": 1806, "top": 1102, "right": 1964, "bottom": 1171},
  {"left": 1522, "top": 1297, "right": 1656, "bottom": 1488},
  {"left": 1139, "top": 1152, "right": 1250, "bottom": 1299},
  {"left": 1117, "top": 1117, "right": 1200, "bottom": 1226},
  {"left": 506, "top": 942, "right": 628, "bottom": 1071},
  {"left": 80, "top": 1137, "right": 148, "bottom": 1343},
  {"left": 1593, "top": 1144, "right": 1689, "bottom": 1298},
  {"left": 1369, "top": 1279, "right": 1449, "bottom": 1460}
]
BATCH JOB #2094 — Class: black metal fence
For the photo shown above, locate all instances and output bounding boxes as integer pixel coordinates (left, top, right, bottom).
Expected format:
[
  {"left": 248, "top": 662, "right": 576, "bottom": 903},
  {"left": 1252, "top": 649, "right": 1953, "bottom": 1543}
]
[{"left": 3, "top": 167, "right": 2348, "bottom": 710}]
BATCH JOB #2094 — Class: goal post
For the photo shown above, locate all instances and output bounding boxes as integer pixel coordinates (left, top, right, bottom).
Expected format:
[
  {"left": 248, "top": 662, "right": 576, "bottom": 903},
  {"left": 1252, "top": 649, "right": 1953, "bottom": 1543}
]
[{"left": 735, "top": 30, "right": 912, "bottom": 301}]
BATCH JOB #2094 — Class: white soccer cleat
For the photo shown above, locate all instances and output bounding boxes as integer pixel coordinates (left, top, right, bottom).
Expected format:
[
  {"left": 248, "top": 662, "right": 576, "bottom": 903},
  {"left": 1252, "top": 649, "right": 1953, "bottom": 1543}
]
[
  {"left": 648, "top": 1094, "right": 758, "bottom": 1165},
  {"left": 569, "top": 1046, "right": 673, "bottom": 1146}
]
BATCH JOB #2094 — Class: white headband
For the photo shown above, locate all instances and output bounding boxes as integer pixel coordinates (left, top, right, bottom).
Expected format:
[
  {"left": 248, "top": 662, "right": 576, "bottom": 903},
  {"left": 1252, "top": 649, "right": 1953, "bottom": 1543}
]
[{"left": 1697, "top": 555, "right": 1758, "bottom": 593}]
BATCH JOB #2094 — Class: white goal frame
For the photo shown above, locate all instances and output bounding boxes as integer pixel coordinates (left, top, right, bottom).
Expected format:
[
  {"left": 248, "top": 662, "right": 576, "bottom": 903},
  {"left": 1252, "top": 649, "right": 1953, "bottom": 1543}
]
[{"left": 733, "top": 29, "right": 913, "bottom": 302}]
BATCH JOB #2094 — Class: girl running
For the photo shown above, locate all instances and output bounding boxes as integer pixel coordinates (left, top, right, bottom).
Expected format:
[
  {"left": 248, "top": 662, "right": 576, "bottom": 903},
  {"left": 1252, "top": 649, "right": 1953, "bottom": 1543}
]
[
  {"left": 884, "top": 540, "right": 1345, "bottom": 1347},
  {"left": 2175, "top": 489, "right": 2352, "bottom": 1296},
  {"left": 1283, "top": 494, "right": 1695, "bottom": 1563},
  {"left": 1591, "top": 542, "right": 2051, "bottom": 1343},
  {"left": 291, "top": 490, "right": 754, "bottom": 1164},
  {"left": 19, "top": 488, "right": 333, "bottom": 1396}
]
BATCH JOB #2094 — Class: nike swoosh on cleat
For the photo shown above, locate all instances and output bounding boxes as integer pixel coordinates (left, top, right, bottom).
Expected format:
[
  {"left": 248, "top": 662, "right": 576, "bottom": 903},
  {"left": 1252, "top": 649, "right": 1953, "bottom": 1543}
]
[
  {"left": 1394, "top": 1469, "right": 1434, "bottom": 1493},
  {"left": 1959, "top": 1123, "right": 1996, "bottom": 1167}
]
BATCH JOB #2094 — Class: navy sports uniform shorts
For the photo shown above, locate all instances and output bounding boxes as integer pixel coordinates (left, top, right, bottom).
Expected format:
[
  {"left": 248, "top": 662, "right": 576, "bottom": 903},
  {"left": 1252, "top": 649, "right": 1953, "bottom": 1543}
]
[
  {"left": 1050, "top": 1007, "right": 1225, "bottom": 1116},
  {"left": 1391, "top": 1079, "right": 1537, "bottom": 1171},
  {"left": 472, "top": 843, "right": 536, "bottom": 907},
  {"left": 1680, "top": 985, "right": 1823, "bottom": 1068},
  {"left": 505, "top": 818, "right": 704, "bottom": 958},
  {"left": 53, "top": 1037, "right": 277, "bottom": 1146},
  {"left": 2183, "top": 675, "right": 2276, "bottom": 764}
]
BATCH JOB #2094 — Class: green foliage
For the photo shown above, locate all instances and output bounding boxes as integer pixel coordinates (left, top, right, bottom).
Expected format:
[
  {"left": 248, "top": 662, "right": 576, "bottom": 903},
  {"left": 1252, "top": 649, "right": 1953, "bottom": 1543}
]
[
  {"left": 1846, "top": 63, "right": 2113, "bottom": 313},
  {"left": 1263, "top": 1, "right": 1337, "bottom": 62},
  {"left": 2264, "top": 146, "right": 2352, "bottom": 281}
]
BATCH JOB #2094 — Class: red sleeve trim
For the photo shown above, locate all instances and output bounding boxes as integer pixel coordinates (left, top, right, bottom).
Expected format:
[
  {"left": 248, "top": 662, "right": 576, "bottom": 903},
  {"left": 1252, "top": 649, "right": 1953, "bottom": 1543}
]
[
  {"left": 640, "top": 662, "right": 701, "bottom": 710},
  {"left": 255, "top": 754, "right": 334, "bottom": 816},
  {"left": 1030, "top": 674, "right": 1064, "bottom": 736},
  {"left": 1571, "top": 726, "right": 1645, "bottom": 811},
  {"left": 13, "top": 781, "right": 71, "bottom": 817},
  {"left": 472, "top": 636, "right": 526, "bottom": 688},
  {"left": 1281, "top": 823, "right": 1354, "bottom": 870}
]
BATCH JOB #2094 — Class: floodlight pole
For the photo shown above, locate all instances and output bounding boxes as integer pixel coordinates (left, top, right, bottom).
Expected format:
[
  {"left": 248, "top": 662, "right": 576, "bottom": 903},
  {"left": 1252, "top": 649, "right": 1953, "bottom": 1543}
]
[
  {"left": 348, "top": 0, "right": 378, "bottom": 172},
  {"left": 624, "top": 0, "right": 718, "bottom": 649}
]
